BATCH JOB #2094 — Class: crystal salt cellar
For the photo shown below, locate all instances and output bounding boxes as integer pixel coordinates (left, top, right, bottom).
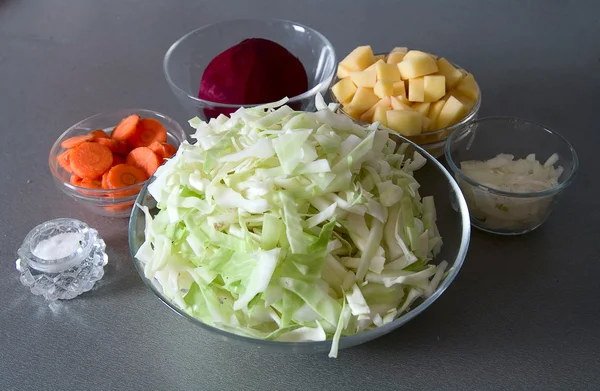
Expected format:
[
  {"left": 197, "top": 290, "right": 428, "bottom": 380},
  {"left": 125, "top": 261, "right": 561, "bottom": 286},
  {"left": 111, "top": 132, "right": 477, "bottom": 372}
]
[{"left": 16, "top": 218, "right": 108, "bottom": 300}]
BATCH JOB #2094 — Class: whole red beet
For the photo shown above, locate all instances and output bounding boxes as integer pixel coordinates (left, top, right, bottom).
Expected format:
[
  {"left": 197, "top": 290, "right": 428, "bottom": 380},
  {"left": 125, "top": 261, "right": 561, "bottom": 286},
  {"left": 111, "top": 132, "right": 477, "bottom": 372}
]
[{"left": 198, "top": 38, "right": 308, "bottom": 119}]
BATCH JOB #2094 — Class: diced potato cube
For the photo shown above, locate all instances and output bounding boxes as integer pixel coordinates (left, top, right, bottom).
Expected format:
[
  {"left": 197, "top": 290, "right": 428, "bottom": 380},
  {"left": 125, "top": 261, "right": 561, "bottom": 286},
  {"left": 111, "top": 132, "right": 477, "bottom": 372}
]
[
  {"left": 340, "top": 45, "right": 375, "bottom": 72},
  {"left": 397, "top": 55, "right": 438, "bottom": 79},
  {"left": 348, "top": 87, "right": 380, "bottom": 113},
  {"left": 390, "top": 47, "right": 408, "bottom": 54},
  {"left": 375, "top": 62, "right": 401, "bottom": 82},
  {"left": 373, "top": 106, "right": 390, "bottom": 126},
  {"left": 387, "top": 51, "right": 405, "bottom": 64},
  {"left": 331, "top": 77, "right": 358, "bottom": 104},
  {"left": 403, "top": 50, "right": 435, "bottom": 61},
  {"left": 392, "top": 81, "right": 406, "bottom": 97},
  {"left": 337, "top": 64, "right": 352, "bottom": 79},
  {"left": 390, "top": 96, "right": 413, "bottom": 111},
  {"left": 436, "top": 58, "right": 463, "bottom": 88},
  {"left": 412, "top": 102, "right": 431, "bottom": 116},
  {"left": 449, "top": 91, "right": 475, "bottom": 112},
  {"left": 343, "top": 104, "right": 363, "bottom": 120},
  {"left": 408, "top": 77, "right": 425, "bottom": 102},
  {"left": 386, "top": 110, "right": 422, "bottom": 136},
  {"left": 455, "top": 73, "right": 479, "bottom": 101},
  {"left": 436, "top": 96, "right": 467, "bottom": 129},
  {"left": 421, "top": 115, "right": 432, "bottom": 131},
  {"left": 359, "top": 97, "right": 391, "bottom": 123},
  {"left": 364, "top": 59, "right": 385, "bottom": 73},
  {"left": 428, "top": 100, "right": 446, "bottom": 126},
  {"left": 350, "top": 70, "right": 377, "bottom": 88},
  {"left": 373, "top": 54, "right": 386, "bottom": 62},
  {"left": 374, "top": 80, "right": 395, "bottom": 98},
  {"left": 424, "top": 75, "right": 446, "bottom": 102}
]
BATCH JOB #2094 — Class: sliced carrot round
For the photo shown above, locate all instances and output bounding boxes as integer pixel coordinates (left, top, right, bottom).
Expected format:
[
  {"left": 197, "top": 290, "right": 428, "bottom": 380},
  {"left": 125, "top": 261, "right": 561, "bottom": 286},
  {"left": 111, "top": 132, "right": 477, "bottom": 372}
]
[
  {"left": 56, "top": 149, "right": 73, "bottom": 173},
  {"left": 89, "top": 129, "right": 110, "bottom": 140},
  {"left": 111, "top": 114, "right": 140, "bottom": 141},
  {"left": 106, "top": 164, "right": 148, "bottom": 188},
  {"left": 69, "top": 141, "right": 113, "bottom": 179},
  {"left": 128, "top": 118, "right": 167, "bottom": 148},
  {"left": 147, "top": 141, "right": 176, "bottom": 159},
  {"left": 95, "top": 137, "right": 131, "bottom": 156},
  {"left": 60, "top": 134, "right": 94, "bottom": 149},
  {"left": 126, "top": 147, "right": 161, "bottom": 177},
  {"left": 69, "top": 174, "right": 84, "bottom": 186}
]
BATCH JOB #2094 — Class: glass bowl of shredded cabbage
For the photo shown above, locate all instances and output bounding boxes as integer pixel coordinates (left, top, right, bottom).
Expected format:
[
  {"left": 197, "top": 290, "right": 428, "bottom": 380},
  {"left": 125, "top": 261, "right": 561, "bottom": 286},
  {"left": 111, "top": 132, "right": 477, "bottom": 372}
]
[
  {"left": 128, "top": 97, "right": 470, "bottom": 357},
  {"left": 445, "top": 117, "right": 579, "bottom": 235}
]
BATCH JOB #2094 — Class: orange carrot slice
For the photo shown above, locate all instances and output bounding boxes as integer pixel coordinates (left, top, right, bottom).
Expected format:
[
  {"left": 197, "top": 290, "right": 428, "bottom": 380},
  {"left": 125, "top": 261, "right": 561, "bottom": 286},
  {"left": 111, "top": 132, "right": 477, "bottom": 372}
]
[
  {"left": 106, "top": 164, "right": 148, "bottom": 188},
  {"left": 111, "top": 114, "right": 140, "bottom": 141},
  {"left": 60, "top": 134, "right": 94, "bottom": 149},
  {"left": 95, "top": 138, "right": 131, "bottom": 155},
  {"left": 101, "top": 171, "right": 110, "bottom": 189},
  {"left": 89, "top": 129, "right": 110, "bottom": 140},
  {"left": 126, "top": 147, "right": 161, "bottom": 177},
  {"left": 69, "top": 174, "right": 84, "bottom": 186},
  {"left": 148, "top": 141, "right": 177, "bottom": 159},
  {"left": 69, "top": 142, "right": 113, "bottom": 179},
  {"left": 128, "top": 118, "right": 167, "bottom": 148},
  {"left": 56, "top": 149, "right": 73, "bottom": 173}
]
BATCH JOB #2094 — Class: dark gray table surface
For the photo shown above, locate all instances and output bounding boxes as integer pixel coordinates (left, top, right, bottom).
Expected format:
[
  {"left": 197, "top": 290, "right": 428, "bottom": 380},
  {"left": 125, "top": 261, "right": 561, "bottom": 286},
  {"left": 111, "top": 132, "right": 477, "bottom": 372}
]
[{"left": 1, "top": 1, "right": 599, "bottom": 390}]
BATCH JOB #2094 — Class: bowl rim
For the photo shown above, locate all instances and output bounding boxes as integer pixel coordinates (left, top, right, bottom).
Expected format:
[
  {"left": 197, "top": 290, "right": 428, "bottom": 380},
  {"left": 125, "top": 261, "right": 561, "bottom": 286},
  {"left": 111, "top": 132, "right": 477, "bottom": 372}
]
[
  {"left": 163, "top": 18, "right": 337, "bottom": 109},
  {"left": 444, "top": 116, "right": 580, "bottom": 198},
  {"left": 49, "top": 108, "right": 187, "bottom": 200},
  {"left": 329, "top": 55, "right": 481, "bottom": 141},
  {"left": 128, "top": 130, "right": 471, "bottom": 351}
]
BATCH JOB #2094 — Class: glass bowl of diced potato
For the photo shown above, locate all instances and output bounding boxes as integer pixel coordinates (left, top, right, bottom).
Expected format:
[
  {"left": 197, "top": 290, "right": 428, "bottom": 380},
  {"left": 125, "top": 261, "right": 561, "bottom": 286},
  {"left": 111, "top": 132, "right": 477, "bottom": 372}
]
[{"left": 329, "top": 46, "right": 481, "bottom": 158}]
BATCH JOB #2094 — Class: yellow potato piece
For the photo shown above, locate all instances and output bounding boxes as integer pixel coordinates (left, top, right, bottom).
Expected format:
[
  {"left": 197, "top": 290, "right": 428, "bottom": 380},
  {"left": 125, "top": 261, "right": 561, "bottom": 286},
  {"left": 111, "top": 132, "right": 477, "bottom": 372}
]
[
  {"left": 436, "top": 96, "right": 467, "bottom": 129},
  {"left": 359, "top": 97, "right": 391, "bottom": 123},
  {"left": 364, "top": 59, "right": 385, "bottom": 73},
  {"left": 348, "top": 87, "right": 380, "bottom": 113},
  {"left": 373, "top": 106, "right": 390, "bottom": 126},
  {"left": 436, "top": 58, "right": 464, "bottom": 89},
  {"left": 423, "top": 75, "right": 446, "bottom": 102},
  {"left": 427, "top": 100, "right": 446, "bottom": 128},
  {"left": 350, "top": 70, "right": 377, "bottom": 88},
  {"left": 387, "top": 51, "right": 405, "bottom": 64},
  {"left": 408, "top": 77, "right": 425, "bottom": 102},
  {"left": 421, "top": 115, "right": 432, "bottom": 132},
  {"left": 390, "top": 96, "right": 413, "bottom": 111},
  {"left": 386, "top": 110, "right": 422, "bottom": 136},
  {"left": 403, "top": 50, "right": 436, "bottom": 61},
  {"left": 375, "top": 62, "right": 401, "bottom": 82},
  {"left": 331, "top": 77, "right": 357, "bottom": 104},
  {"left": 392, "top": 81, "right": 406, "bottom": 97},
  {"left": 374, "top": 80, "right": 395, "bottom": 98},
  {"left": 373, "top": 54, "right": 386, "bottom": 62},
  {"left": 343, "top": 104, "right": 363, "bottom": 120},
  {"left": 412, "top": 102, "right": 431, "bottom": 116},
  {"left": 455, "top": 73, "right": 479, "bottom": 101},
  {"left": 337, "top": 64, "right": 352, "bottom": 79},
  {"left": 397, "top": 55, "right": 438, "bottom": 79},
  {"left": 340, "top": 45, "right": 375, "bottom": 72}
]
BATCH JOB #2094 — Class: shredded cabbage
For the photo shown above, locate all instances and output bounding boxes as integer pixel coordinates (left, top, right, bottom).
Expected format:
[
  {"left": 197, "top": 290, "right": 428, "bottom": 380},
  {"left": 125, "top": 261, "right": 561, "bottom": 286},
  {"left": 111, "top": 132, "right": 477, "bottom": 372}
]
[
  {"left": 136, "top": 97, "right": 446, "bottom": 358},
  {"left": 459, "top": 153, "right": 563, "bottom": 230}
]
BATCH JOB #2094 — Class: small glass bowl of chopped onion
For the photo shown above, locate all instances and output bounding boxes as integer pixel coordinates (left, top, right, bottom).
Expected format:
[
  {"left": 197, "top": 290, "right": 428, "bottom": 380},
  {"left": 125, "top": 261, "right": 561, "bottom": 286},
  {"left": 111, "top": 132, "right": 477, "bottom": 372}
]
[{"left": 444, "top": 117, "right": 579, "bottom": 235}]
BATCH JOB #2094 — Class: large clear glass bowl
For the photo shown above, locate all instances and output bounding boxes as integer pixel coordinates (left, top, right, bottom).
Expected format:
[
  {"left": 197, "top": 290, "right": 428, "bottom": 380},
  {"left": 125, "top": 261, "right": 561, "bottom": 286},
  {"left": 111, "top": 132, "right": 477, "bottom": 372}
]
[
  {"left": 128, "top": 134, "right": 471, "bottom": 353},
  {"left": 444, "top": 117, "right": 579, "bottom": 235},
  {"left": 163, "top": 18, "right": 336, "bottom": 122}
]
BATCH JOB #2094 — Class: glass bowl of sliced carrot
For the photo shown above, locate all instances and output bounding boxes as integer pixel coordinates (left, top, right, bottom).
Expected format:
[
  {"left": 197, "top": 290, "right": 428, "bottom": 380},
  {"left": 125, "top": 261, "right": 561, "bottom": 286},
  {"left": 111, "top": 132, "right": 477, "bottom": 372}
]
[{"left": 49, "top": 109, "right": 187, "bottom": 218}]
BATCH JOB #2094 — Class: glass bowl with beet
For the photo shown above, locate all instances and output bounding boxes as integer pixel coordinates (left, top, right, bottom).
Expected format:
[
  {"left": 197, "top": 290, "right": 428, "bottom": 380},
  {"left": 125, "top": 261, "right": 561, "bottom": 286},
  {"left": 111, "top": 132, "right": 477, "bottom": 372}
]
[
  {"left": 163, "top": 18, "right": 336, "bottom": 121},
  {"left": 49, "top": 109, "right": 187, "bottom": 218}
]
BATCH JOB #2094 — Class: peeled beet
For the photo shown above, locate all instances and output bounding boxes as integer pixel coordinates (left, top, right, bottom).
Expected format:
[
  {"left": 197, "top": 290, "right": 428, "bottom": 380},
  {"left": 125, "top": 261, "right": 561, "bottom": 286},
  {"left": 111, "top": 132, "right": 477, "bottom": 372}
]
[{"left": 198, "top": 38, "right": 308, "bottom": 119}]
